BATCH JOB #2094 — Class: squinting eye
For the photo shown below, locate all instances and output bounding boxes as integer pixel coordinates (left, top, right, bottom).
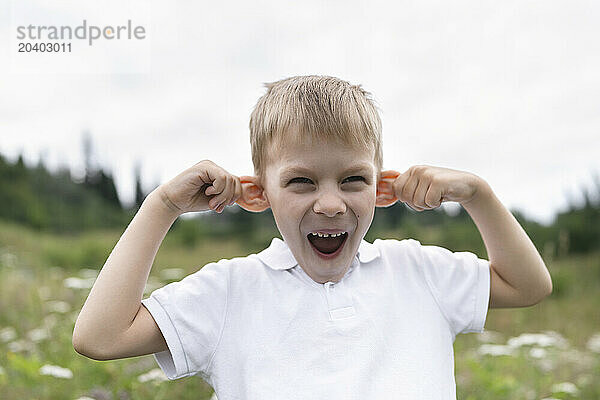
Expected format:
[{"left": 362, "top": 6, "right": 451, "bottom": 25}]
[
  {"left": 288, "top": 177, "right": 313, "bottom": 185},
  {"left": 342, "top": 176, "right": 366, "bottom": 184}
]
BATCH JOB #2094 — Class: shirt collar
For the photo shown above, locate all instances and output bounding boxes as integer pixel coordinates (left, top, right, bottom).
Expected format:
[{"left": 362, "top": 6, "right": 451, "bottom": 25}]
[{"left": 255, "top": 237, "right": 380, "bottom": 271}]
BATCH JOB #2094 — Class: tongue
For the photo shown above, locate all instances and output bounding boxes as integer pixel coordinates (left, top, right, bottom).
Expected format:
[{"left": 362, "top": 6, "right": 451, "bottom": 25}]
[{"left": 308, "top": 234, "right": 345, "bottom": 254}]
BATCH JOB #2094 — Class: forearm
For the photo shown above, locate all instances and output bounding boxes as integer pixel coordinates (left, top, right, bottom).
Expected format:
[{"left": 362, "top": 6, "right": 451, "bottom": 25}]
[
  {"left": 73, "top": 189, "right": 179, "bottom": 349},
  {"left": 462, "top": 181, "right": 553, "bottom": 303}
]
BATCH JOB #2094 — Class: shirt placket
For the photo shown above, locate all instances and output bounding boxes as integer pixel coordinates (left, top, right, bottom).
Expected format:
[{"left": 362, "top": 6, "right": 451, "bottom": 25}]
[{"left": 324, "top": 278, "right": 356, "bottom": 321}]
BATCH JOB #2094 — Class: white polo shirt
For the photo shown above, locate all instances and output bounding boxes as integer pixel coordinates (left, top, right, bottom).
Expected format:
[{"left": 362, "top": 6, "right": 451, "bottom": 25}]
[{"left": 141, "top": 237, "right": 490, "bottom": 399}]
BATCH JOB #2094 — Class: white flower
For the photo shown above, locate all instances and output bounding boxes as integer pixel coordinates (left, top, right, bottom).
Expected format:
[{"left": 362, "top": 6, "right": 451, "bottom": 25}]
[
  {"left": 528, "top": 347, "right": 547, "bottom": 359},
  {"left": 551, "top": 382, "right": 579, "bottom": 395},
  {"left": 160, "top": 268, "right": 185, "bottom": 281},
  {"left": 507, "top": 332, "right": 568, "bottom": 349},
  {"left": 0, "top": 327, "right": 17, "bottom": 342},
  {"left": 209, "top": 393, "right": 219, "bottom": 400},
  {"left": 476, "top": 329, "right": 503, "bottom": 343},
  {"left": 64, "top": 277, "right": 95, "bottom": 289},
  {"left": 46, "top": 300, "right": 71, "bottom": 313},
  {"left": 39, "top": 364, "right": 73, "bottom": 379},
  {"left": 0, "top": 365, "right": 5, "bottom": 375},
  {"left": 78, "top": 268, "right": 99, "bottom": 279},
  {"left": 28, "top": 328, "right": 48, "bottom": 342},
  {"left": 137, "top": 368, "right": 167, "bottom": 383},
  {"left": 477, "top": 344, "right": 514, "bottom": 356},
  {"left": 586, "top": 333, "right": 600, "bottom": 353},
  {"left": 8, "top": 340, "right": 34, "bottom": 352},
  {"left": 75, "top": 397, "right": 96, "bottom": 400},
  {"left": 0, "top": 252, "right": 17, "bottom": 268}
]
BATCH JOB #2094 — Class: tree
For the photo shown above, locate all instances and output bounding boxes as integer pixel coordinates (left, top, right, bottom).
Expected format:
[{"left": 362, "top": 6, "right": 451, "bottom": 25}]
[{"left": 134, "top": 161, "right": 145, "bottom": 210}]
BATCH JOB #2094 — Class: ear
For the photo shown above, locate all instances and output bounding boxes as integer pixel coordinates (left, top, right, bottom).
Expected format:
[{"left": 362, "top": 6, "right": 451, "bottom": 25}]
[
  {"left": 376, "top": 170, "right": 400, "bottom": 207},
  {"left": 236, "top": 176, "right": 270, "bottom": 212}
]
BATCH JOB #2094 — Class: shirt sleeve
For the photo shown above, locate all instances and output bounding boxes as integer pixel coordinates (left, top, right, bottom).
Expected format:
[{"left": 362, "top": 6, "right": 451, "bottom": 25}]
[
  {"left": 411, "top": 239, "right": 490, "bottom": 336},
  {"left": 141, "top": 260, "right": 229, "bottom": 380}
]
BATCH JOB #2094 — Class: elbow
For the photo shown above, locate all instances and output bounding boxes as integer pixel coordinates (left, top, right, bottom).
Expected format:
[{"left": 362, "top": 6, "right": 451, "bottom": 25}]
[
  {"left": 540, "top": 268, "right": 553, "bottom": 299},
  {"left": 529, "top": 263, "right": 554, "bottom": 305},
  {"left": 525, "top": 278, "right": 553, "bottom": 306},
  {"left": 72, "top": 332, "right": 112, "bottom": 361},
  {"left": 545, "top": 275, "right": 553, "bottom": 297},
  {"left": 72, "top": 334, "right": 95, "bottom": 360}
]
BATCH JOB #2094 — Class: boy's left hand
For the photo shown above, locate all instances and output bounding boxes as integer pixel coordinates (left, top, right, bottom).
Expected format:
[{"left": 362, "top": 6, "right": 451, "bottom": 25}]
[{"left": 377, "top": 165, "right": 487, "bottom": 211}]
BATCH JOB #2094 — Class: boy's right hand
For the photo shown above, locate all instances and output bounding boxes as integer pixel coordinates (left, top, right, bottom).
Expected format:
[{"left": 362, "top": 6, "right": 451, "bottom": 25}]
[{"left": 156, "top": 160, "right": 241, "bottom": 215}]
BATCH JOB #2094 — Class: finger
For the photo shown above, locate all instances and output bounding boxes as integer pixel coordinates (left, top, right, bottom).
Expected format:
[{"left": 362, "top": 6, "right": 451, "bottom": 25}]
[
  {"left": 210, "top": 176, "right": 233, "bottom": 212},
  {"left": 413, "top": 177, "right": 432, "bottom": 209},
  {"left": 392, "top": 172, "right": 410, "bottom": 202},
  {"left": 221, "top": 176, "right": 240, "bottom": 210},
  {"left": 407, "top": 203, "right": 425, "bottom": 212},
  {"left": 205, "top": 184, "right": 217, "bottom": 196},
  {"left": 222, "top": 176, "right": 238, "bottom": 209},
  {"left": 230, "top": 177, "right": 242, "bottom": 205},
  {"left": 424, "top": 181, "right": 443, "bottom": 208},
  {"left": 400, "top": 174, "right": 419, "bottom": 204},
  {"left": 219, "top": 176, "right": 238, "bottom": 211},
  {"left": 206, "top": 173, "right": 227, "bottom": 197},
  {"left": 195, "top": 161, "right": 217, "bottom": 187}
]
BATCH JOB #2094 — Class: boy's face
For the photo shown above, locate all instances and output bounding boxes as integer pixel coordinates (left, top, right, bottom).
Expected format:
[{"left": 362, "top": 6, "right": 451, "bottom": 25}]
[{"left": 261, "top": 135, "right": 378, "bottom": 284}]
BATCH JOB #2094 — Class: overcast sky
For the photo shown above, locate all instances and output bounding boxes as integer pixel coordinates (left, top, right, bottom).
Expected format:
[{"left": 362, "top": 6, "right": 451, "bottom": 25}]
[{"left": 1, "top": 0, "right": 599, "bottom": 225}]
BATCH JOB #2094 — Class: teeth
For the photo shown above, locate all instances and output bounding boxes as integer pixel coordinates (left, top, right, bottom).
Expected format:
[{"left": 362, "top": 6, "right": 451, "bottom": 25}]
[{"left": 310, "top": 232, "right": 346, "bottom": 237}]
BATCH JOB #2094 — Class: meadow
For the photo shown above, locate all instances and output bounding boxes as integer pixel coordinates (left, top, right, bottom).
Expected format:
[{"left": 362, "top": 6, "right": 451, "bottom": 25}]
[{"left": 0, "top": 219, "right": 598, "bottom": 399}]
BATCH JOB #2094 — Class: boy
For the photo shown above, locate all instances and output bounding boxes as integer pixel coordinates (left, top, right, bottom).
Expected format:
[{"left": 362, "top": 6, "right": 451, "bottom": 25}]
[{"left": 73, "top": 75, "right": 553, "bottom": 399}]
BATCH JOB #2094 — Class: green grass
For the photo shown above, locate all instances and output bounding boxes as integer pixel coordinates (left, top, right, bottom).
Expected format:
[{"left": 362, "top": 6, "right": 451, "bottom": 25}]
[{"left": 0, "top": 220, "right": 599, "bottom": 399}]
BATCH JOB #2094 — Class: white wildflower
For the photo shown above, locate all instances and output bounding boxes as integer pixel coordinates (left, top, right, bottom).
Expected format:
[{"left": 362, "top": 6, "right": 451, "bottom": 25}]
[
  {"left": 542, "top": 330, "right": 569, "bottom": 348},
  {"left": 209, "top": 393, "right": 219, "bottom": 400},
  {"left": 8, "top": 340, "right": 34, "bottom": 352},
  {"left": 160, "top": 268, "right": 185, "bottom": 281},
  {"left": 476, "top": 329, "right": 503, "bottom": 343},
  {"left": 64, "top": 277, "right": 95, "bottom": 289},
  {"left": 78, "top": 268, "right": 99, "bottom": 279},
  {"left": 0, "top": 252, "right": 17, "bottom": 268},
  {"left": 528, "top": 347, "right": 547, "bottom": 359},
  {"left": 46, "top": 300, "right": 71, "bottom": 313},
  {"left": 28, "top": 328, "right": 48, "bottom": 342},
  {"left": 477, "top": 344, "right": 514, "bottom": 356},
  {"left": 507, "top": 332, "right": 568, "bottom": 349},
  {"left": 586, "top": 333, "right": 600, "bottom": 353},
  {"left": 551, "top": 382, "right": 579, "bottom": 395},
  {"left": 0, "top": 365, "right": 5, "bottom": 375},
  {"left": 0, "top": 327, "right": 17, "bottom": 342},
  {"left": 39, "top": 364, "right": 73, "bottom": 379},
  {"left": 75, "top": 397, "right": 96, "bottom": 400},
  {"left": 138, "top": 368, "right": 168, "bottom": 383}
]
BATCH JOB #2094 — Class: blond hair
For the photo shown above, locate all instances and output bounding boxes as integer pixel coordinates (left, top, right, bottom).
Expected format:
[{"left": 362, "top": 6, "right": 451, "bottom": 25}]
[{"left": 249, "top": 75, "right": 383, "bottom": 177}]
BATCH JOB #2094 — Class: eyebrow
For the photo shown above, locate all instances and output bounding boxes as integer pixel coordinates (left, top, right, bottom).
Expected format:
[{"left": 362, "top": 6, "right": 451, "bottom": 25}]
[{"left": 279, "top": 163, "right": 373, "bottom": 184}]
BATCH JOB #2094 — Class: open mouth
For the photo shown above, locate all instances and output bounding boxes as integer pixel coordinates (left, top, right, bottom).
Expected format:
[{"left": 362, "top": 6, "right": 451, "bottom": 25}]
[{"left": 307, "top": 231, "right": 348, "bottom": 258}]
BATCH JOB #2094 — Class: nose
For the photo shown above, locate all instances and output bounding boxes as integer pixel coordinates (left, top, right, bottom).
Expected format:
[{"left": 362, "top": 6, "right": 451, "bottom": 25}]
[{"left": 313, "top": 188, "right": 347, "bottom": 217}]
